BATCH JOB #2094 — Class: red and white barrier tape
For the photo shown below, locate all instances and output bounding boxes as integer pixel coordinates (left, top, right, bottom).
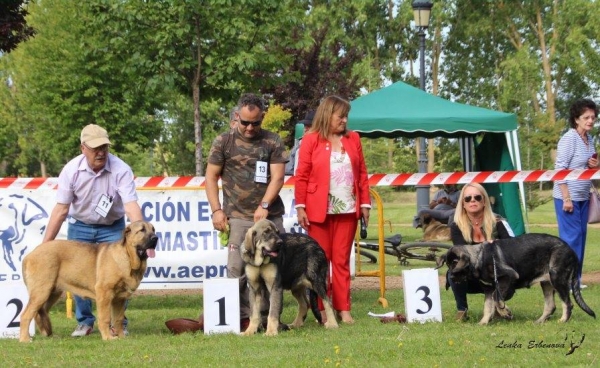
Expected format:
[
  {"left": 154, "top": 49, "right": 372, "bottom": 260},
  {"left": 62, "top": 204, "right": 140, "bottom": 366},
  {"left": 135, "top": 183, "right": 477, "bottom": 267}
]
[{"left": 1, "top": 169, "right": 599, "bottom": 190}]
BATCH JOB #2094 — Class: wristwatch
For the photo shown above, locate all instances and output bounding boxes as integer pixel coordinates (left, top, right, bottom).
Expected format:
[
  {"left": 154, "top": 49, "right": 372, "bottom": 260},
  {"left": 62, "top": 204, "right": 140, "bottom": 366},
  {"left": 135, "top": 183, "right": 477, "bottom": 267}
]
[{"left": 260, "top": 201, "right": 269, "bottom": 209}]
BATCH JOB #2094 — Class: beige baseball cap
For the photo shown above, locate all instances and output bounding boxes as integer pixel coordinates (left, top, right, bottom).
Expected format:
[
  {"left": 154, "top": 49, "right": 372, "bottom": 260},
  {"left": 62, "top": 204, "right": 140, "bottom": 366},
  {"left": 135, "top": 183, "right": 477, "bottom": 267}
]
[{"left": 80, "top": 124, "right": 111, "bottom": 148}]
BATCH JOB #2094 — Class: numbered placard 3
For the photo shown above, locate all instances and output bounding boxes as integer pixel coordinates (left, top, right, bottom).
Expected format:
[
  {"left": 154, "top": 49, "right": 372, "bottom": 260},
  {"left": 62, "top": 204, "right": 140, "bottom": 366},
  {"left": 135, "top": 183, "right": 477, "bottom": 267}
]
[
  {"left": 203, "top": 278, "right": 240, "bottom": 334},
  {"left": 402, "top": 268, "right": 442, "bottom": 323},
  {"left": 1, "top": 283, "right": 35, "bottom": 339}
]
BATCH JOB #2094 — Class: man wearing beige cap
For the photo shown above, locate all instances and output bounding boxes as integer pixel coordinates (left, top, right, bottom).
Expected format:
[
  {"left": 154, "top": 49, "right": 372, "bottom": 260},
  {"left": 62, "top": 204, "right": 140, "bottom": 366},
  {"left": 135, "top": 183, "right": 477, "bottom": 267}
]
[{"left": 43, "top": 124, "right": 144, "bottom": 337}]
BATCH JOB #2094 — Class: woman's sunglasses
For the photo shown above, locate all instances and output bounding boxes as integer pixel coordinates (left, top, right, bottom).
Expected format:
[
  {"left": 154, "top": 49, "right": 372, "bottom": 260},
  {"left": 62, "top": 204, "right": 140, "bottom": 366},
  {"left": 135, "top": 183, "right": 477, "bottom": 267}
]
[
  {"left": 464, "top": 195, "right": 483, "bottom": 203},
  {"left": 238, "top": 119, "right": 262, "bottom": 127}
]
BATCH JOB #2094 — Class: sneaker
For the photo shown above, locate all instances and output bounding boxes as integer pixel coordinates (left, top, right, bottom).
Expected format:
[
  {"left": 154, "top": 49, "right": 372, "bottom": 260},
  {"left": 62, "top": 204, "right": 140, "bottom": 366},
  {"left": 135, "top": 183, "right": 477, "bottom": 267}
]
[
  {"left": 71, "top": 324, "right": 93, "bottom": 337},
  {"left": 455, "top": 309, "right": 469, "bottom": 322},
  {"left": 580, "top": 284, "right": 588, "bottom": 289},
  {"left": 110, "top": 325, "right": 129, "bottom": 336}
]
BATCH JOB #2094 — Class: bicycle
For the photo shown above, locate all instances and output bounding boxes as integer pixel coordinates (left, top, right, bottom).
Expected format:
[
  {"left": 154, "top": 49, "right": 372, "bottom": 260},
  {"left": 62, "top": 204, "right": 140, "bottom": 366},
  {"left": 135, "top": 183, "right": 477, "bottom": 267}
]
[{"left": 357, "top": 233, "right": 452, "bottom": 266}]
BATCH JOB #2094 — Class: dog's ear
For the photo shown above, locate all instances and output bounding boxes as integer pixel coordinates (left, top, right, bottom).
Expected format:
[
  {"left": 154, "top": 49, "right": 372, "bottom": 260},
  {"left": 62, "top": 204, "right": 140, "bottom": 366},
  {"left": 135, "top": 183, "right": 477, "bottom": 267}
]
[
  {"left": 243, "top": 227, "right": 256, "bottom": 255},
  {"left": 435, "top": 253, "right": 447, "bottom": 269},
  {"left": 122, "top": 224, "right": 131, "bottom": 246},
  {"left": 490, "top": 243, "right": 520, "bottom": 280},
  {"left": 125, "top": 225, "right": 142, "bottom": 270},
  {"left": 495, "top": 261, "right": 519, "bottom": 280}
]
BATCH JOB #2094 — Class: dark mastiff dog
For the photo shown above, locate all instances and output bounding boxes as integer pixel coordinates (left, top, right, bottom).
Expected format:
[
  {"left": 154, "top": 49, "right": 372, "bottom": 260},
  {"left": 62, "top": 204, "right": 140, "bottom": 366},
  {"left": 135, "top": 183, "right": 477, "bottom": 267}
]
[
  {"left": 241, "top": 219, "right": 338, "bottom": 336},
  {"left": 437, "top": 233, "right": 596, "bottom": 325},
  {"left": 19, "top": 221, "right": 158, "bottom": 342}
]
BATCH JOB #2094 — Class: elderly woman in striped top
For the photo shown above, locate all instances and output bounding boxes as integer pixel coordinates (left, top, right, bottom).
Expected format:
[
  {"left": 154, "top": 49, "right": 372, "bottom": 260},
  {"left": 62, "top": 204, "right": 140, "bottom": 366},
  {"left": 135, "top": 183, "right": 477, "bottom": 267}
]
[{"left": 553, "top": 98, "right": 599, "bottom": 288}]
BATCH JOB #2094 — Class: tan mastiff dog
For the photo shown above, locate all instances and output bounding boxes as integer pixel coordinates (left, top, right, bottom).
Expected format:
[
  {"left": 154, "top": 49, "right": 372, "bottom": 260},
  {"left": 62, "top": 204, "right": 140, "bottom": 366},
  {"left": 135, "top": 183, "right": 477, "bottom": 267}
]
[{"left": 19, "top": 221, "right": 157, "bottom": 342}]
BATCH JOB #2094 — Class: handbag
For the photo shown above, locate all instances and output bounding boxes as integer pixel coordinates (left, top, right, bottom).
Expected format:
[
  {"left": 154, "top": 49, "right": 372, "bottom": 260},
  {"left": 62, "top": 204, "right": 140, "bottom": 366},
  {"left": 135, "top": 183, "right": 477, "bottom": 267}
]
[{"left": 588, "top": 184, "right": 600, "bottom": 224}]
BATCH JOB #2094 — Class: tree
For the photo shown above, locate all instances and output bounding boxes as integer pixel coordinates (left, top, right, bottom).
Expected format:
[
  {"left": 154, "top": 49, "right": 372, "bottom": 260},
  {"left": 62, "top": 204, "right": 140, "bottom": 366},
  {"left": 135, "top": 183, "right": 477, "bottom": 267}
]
[
  {"left": 88, "top": 0, "right": 307, "bottom": 176},
  {"left": 441, "top": 0, "right": 600, "bottom": 174},
  {"left": 0, "top": 0, "right": 36, "bottom": 53},
  {"left": 0, "top": 0, "right": 162, "bottom": 177},
  {"left": 262, "top": 0, "right": 414, "bottom": 146}
]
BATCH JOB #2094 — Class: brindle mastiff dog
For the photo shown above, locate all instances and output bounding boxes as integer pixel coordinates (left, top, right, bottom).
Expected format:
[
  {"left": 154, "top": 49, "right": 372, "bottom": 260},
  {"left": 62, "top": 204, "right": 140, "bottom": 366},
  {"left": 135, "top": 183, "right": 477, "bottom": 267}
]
[
  {"left": 437, "top": 233, "right": 596, "bottom": 325},
  {"left": 19, "top": 221, "right": 157, "bottom": 342},
  {"left": 420, "top": 213, "right": 451, "bottom": 242},
  {"left": 241, "top": 219, "right": 339, "bottom": 336}
]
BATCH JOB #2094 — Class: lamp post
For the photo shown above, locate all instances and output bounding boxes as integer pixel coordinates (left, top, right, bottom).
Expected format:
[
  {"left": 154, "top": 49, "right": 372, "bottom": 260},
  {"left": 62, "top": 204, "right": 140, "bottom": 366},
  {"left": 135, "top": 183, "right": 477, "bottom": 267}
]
[{"left": 412, "top": 0, "right": 433, "bottom": 212}]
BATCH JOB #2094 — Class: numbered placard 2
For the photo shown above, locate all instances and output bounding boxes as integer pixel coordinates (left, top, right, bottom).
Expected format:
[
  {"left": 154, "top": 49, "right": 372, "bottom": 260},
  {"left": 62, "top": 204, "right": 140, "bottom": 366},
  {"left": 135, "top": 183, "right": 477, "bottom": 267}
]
[
  {"left": 1, "top": 283, "right": 35, "bottom": 339},
  {"left": 402, "top": 268, "right": 442, "bottom": 323},
  {"left": 203, "top": 278, "right": 240, "bottom": 335}
]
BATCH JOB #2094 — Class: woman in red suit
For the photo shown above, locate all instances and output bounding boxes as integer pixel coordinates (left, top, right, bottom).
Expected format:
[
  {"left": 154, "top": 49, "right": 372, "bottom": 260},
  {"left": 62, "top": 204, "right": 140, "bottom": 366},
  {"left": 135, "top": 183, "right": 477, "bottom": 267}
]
[{"left": 295, "top": 95, "right": 371, "bottom": 324}]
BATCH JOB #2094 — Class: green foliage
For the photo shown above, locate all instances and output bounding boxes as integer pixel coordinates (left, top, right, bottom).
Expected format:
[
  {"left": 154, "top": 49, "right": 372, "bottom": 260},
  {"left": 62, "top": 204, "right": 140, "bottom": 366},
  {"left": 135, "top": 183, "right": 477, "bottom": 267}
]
[
  {"left": 2, "top": 0, "right": 600, "bottom": 177},
  {"left": 524, "top": 185, "right": 553, "bottom": 211},
  {"left": 263, "top": 103, "right": 292, "bottom": 140},
  {"left": 151, "top": 95, "right": 227, "bottom": 176},
  {"left": 0, "top": 0, "right": 163, "bottom": 177}
]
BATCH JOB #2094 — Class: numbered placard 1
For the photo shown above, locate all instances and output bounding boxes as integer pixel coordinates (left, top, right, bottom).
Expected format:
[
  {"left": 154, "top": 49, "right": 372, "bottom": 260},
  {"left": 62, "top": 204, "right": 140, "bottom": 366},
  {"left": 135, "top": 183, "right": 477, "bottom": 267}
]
[
  {"left": 203, "top": 278, "right": 240, "bottom": 335},
  {"left": 1, "top": 283, "right": 35, "bottom": 339},
  {"left": 402, "top": 268, "right": 442, "bottom": 323}
]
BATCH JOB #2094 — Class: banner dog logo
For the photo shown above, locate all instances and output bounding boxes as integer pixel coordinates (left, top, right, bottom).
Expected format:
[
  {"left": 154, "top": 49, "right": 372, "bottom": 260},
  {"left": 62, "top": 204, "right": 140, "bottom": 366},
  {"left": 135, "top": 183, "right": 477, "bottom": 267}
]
[
  {"left": 241, "top": 219, "right": 338, "bottom": 336},
  {"left": 438, "top": 233, "right": 596, "bottom": 325},
  {"left": 0, "top": 194, "right": 48, "bottom": 274}
]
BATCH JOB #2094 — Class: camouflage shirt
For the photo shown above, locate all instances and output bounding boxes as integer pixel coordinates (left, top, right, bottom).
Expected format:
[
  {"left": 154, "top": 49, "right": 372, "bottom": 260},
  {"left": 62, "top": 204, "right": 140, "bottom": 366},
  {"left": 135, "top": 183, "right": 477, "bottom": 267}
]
[{"left": 208, "top": 128, "right": 288, "bottom": 220}]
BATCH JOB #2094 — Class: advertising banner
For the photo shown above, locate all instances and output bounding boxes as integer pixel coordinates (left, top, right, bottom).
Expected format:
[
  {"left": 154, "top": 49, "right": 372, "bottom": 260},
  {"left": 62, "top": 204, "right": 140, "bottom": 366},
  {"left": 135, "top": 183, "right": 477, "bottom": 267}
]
[{"left": 0, "top": 186, "right": 304, "bottom": 290}]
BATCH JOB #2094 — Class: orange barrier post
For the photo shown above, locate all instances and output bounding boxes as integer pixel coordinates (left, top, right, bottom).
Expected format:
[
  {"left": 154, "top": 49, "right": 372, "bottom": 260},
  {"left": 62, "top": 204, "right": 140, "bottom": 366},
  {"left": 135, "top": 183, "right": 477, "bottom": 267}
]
[
  {"left": 355, "top": 188, "right": 388, "bottom": 308},
  {"left": 66, "top": 292, "right": 73, "bottom": 319}
]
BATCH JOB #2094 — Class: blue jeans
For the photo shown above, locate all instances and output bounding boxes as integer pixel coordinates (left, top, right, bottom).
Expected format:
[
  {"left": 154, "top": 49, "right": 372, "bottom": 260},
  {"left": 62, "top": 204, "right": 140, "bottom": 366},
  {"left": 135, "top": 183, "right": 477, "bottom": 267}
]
[
  {"left": 67, "top": 217, "right": 127, "bottom": 328},
  {"left": 554, "top": 198, "right": 589, "bottom": 282}
]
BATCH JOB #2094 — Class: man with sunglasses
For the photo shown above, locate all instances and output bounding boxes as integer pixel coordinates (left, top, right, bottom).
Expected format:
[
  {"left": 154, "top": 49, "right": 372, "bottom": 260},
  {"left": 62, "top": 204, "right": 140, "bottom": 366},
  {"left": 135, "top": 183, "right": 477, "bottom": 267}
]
[
  {"left": 206, "top": 93, "right": 289, "bottom": 332},
  {"left": 43, "top": 124, "right": 143, "bottom": 337}
]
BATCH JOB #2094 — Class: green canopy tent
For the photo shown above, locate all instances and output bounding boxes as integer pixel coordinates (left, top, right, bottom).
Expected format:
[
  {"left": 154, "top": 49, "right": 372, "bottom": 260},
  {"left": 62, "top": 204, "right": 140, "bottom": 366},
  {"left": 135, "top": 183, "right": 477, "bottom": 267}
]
[{"left": 348, "top": 81, "right": 526, "bottom": 235}]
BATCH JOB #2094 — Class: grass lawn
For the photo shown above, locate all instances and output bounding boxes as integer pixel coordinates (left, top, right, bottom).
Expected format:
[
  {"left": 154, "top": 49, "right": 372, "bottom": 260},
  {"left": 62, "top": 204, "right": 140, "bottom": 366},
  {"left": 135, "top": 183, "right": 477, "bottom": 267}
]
[{"left": 2, "top": 189, "right": 599, "bottom": 367}]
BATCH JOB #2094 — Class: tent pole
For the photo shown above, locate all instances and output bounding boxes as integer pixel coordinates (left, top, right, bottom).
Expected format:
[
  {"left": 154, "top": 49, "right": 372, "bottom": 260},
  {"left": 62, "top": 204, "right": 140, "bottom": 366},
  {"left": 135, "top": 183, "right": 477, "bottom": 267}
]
[{"left": 416, "top": 27, "right": 430, "bottom": 211}]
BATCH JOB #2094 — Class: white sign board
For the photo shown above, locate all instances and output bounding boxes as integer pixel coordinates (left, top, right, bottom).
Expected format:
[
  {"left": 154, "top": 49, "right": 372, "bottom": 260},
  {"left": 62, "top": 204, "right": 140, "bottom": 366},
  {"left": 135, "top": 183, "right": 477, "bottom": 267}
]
[
  {"left": 0, "top": 283, "right": 35, "bottom": 339},
  {"left": 402, "top": 268, "right": 442, "bottom": 323},
  {"left": 203, "top": 278, "right": 240, "bottom": 334}
]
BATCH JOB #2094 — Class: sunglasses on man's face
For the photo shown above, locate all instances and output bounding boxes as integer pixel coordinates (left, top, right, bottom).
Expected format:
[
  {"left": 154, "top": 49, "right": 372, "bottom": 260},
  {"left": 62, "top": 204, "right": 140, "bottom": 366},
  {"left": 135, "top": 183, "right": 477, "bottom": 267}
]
[
  {"left": 238, "top": 119, "right": 262, "bottom": 127},
  {"left": 464, "top": 195, "right": 483, "bottom": 203}
]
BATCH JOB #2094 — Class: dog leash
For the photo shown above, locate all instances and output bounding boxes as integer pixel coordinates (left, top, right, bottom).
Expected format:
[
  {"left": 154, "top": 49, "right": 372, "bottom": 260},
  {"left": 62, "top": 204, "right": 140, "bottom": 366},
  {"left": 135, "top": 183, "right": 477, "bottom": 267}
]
[{"left": 491, "top": 245, "right": 506, "bottom": 309}]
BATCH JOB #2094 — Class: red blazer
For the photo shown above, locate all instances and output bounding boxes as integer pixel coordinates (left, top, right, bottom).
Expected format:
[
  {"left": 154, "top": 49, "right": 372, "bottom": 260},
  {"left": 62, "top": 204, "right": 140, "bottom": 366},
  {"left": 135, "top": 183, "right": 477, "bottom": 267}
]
[{"left": 294, "top": 130, "right": 371, "bottom": 223}]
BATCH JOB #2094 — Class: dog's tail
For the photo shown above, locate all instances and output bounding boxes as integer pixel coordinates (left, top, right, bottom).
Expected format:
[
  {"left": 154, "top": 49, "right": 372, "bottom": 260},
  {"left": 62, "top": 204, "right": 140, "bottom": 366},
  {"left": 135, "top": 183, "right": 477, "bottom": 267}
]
[
  {"left": 308, "top": 289, "right": 322, "bottom": 324},
  {"left": 571, "top": 278, "right": 596, "bottom": 319}
]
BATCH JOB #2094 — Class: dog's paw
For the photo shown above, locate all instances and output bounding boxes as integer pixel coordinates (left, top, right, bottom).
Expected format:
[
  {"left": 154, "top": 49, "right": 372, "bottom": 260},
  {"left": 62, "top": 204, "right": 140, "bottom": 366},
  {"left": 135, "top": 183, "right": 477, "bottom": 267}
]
[
  {"left": 289, "top": 321, "right": 303, "bottom": 329},
  {"left": 478, "top": 319, "right": 490, "bottom": 325},
  {"left": 324, "top": 320, "right": 339, "bottom": 329},
  {"left": 241, "top": 326, "right": 258, "bottom": 336},
  {"left": 264, "top": 329, "right": 279, "bottom": 337}
]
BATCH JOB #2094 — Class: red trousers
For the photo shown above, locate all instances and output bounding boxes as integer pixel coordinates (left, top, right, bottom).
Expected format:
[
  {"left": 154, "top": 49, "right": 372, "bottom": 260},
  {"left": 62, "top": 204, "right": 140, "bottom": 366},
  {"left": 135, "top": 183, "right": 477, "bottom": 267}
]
[{"left": 308, "top": 213, "right": 357, "bottom": 311}]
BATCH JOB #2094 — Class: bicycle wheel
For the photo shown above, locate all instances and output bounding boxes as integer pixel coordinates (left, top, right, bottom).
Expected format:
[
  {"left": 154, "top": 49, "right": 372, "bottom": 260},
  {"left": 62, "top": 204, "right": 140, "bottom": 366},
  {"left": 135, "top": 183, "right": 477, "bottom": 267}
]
[
  {"left": 397, "top": 242, "right": 452, "bottom": 263},
  {"left": 356, "top": 249, "right": 377, "bottom": 264}
]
